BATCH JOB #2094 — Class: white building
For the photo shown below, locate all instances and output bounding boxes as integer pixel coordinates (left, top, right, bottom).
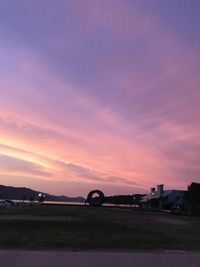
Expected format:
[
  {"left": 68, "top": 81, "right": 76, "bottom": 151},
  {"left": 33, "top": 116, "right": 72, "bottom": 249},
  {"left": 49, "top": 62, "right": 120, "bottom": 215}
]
[{"left": 140, "top": 184, "right": 185, "bottom": 210}]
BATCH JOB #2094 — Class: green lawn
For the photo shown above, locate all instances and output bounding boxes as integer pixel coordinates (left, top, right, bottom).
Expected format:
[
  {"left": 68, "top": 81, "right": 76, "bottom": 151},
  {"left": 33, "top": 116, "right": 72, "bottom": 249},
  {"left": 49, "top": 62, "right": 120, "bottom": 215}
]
[{"left": 0, "top": 205, "right": 200, "bottom": 250}]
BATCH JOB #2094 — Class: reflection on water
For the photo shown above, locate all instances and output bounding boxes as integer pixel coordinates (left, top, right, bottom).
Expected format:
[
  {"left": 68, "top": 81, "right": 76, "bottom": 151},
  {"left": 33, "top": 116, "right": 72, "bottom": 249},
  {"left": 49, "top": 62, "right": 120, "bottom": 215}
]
[
  {"left": 12, "top": 200, "right": 138, "bottom": 208},
  {"left": 44, "top": 201, "right": 138, "bottom": 207}
]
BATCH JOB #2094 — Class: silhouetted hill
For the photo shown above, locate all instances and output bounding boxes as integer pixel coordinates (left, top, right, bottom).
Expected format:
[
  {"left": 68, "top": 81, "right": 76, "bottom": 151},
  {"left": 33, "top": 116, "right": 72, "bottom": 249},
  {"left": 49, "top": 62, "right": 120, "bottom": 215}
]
[{"left": 0, "top": 185, "right": 85, "bottom": 202}]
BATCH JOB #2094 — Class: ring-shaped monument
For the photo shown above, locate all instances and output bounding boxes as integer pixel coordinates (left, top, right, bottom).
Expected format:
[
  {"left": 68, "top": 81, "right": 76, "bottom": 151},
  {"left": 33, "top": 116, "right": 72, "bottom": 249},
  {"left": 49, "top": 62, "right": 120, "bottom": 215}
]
[{"left": 87, "top": 190, "right": 105, "bottom": 207}]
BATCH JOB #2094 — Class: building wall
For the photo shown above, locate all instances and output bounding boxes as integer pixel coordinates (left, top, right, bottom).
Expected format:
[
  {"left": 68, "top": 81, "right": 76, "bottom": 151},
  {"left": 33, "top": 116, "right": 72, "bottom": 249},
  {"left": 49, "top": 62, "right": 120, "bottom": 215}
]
[{"left": 166, "top": 190, "right": 185, "bottom": 209}]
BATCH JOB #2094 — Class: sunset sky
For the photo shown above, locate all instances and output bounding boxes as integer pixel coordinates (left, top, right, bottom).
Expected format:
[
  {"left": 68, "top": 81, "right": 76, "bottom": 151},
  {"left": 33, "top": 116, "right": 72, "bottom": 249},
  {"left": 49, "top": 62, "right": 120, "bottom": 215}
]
[{"left": 0, "top": 0, "right": 200, "bottom": 197}]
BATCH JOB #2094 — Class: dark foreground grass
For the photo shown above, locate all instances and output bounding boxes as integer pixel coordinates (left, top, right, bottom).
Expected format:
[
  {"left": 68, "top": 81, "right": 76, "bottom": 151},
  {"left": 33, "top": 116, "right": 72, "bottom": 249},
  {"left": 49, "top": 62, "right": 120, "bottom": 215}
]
[{"left": 0, "top": 205, "right": 200, "bottom": 250}]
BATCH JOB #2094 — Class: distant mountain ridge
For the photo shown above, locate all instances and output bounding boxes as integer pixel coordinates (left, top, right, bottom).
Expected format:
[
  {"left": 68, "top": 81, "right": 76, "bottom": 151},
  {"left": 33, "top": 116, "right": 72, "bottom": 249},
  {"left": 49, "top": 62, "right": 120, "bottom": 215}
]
[{"left": 0, "top": 184, "right": 85, "bottom": 202}]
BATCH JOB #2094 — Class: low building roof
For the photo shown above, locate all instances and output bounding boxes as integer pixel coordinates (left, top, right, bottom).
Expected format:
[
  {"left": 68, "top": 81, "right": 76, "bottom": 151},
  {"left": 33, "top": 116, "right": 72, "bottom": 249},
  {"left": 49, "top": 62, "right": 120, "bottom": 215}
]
[{"left": 140, "top": 190, "right": 184, "bottom": 202}]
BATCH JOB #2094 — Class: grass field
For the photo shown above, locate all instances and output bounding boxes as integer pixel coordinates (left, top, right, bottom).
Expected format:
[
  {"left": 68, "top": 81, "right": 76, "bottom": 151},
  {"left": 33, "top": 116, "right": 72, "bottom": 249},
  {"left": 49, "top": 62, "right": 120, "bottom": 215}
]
[{"left": 0, "top": 205, "right": 200, "bottom": 251}]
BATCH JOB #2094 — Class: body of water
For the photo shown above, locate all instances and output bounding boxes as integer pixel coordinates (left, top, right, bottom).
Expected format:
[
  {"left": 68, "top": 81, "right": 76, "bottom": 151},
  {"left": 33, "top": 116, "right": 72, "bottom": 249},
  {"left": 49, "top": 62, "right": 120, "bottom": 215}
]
[{"left": 11, "top": 200, "right": 138, "bottom": 208}]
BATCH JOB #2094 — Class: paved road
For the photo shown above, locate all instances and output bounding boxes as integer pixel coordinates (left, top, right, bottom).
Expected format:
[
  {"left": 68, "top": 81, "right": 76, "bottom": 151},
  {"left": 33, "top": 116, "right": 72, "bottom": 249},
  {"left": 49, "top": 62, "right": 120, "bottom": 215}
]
[{"left": 0, "top": 250, "right": 199, "bottom": 267}]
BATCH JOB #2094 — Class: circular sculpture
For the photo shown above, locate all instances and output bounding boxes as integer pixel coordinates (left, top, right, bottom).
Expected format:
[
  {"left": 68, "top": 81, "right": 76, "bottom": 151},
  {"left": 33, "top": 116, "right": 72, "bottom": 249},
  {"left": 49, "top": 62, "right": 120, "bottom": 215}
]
[{"left": 87, "top": 190, "right": 105, "bottom": 207}]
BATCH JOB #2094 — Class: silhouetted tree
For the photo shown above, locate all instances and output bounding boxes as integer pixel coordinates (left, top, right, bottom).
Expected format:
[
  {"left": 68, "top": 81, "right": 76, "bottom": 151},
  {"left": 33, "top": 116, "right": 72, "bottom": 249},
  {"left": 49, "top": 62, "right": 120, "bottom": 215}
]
[
  {"left": 184, "top": 182, "right": 200, "bottom": 215},
  {"left": 103, "top": 194, "right": 144, "bottom": 206}
]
